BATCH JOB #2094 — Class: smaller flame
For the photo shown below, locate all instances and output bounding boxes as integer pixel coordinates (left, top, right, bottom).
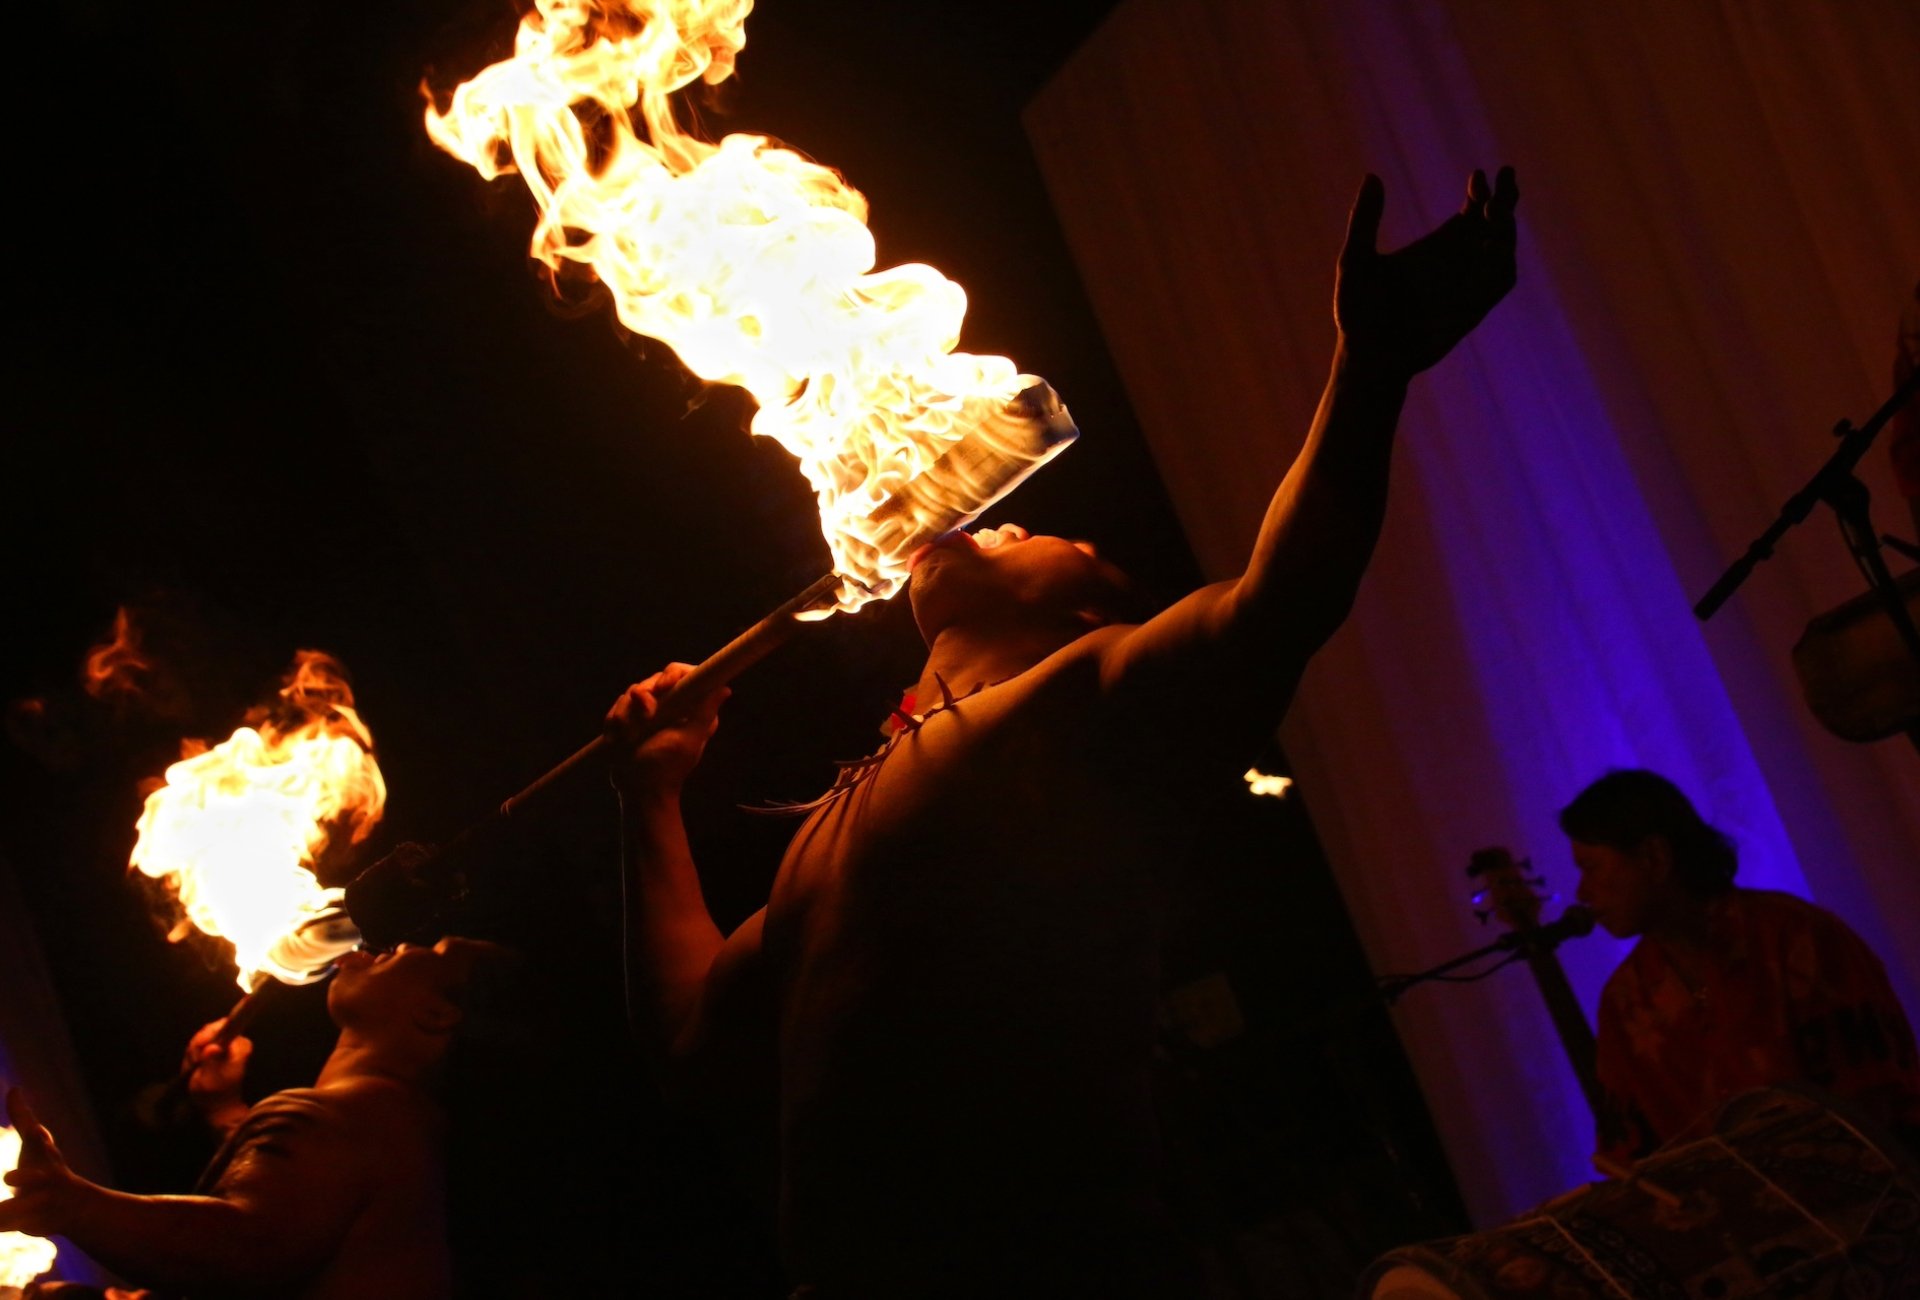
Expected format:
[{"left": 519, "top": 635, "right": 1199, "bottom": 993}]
[
  {"left": 0, "top": 1124, "right": 59, "bottom": 1288},
  {"left": 1244, "top": 769, "right": 1292, "bottom": 799},
  {"left": 79, "top": 605, "right": 192, "bottom": 725},
  {"left": 82, "top": 606, "right": 163, "bottom": 708},
  {"left": 131, "top": 652, "right": 385, "bottom": 989}
]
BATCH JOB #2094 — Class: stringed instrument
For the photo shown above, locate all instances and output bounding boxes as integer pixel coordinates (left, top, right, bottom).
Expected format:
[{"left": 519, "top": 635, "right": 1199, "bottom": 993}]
[{"left": 1468, "top": 846, "right": 1602, "bottom": 1121}]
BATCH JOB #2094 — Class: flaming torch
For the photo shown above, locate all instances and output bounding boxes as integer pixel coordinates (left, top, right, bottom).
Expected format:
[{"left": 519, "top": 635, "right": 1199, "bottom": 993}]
[
  {"left": 424, "top": 0, "right": 1076, "bottom": 616},
  {"left": 130, "top": 650, "right": 383, "bottom": 1086},
  {"left": 351, "top": 0, "right": 1080, "bottom": 942},
  {"left": 130, "top": 652, "right": 381, "bottom": 1110},
  {"left": 0, "top": 1124, "right": 57, "bottom": 1292},
  {"left": 402, "top": 0, "right": 1077, "bottom": 831}
]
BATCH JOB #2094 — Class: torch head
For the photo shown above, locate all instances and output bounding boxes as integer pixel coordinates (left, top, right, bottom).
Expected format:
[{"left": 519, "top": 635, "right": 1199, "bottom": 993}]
[
  {"left": 343, "top": 840, "right": 466, "bottom": 951},
  {"left": 128, "top": 650, "right": 386, "bottom": 991},
  {"left": 822, "top": 378, "right": 1080, "bottom": 614}
]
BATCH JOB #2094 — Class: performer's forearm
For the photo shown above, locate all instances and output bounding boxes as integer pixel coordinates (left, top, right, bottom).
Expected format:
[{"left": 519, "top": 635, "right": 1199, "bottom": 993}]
[
  {"left": 1232, "top": 340, "right": 1410, "bottom": 647},
  {"left": 619, "top": 789, "right": 725, "bottom": 1056},
  {"left": 60, "top": 1186, "right": 300, "bottom": 1294},
  {"left": 1087, "top": 342, "right": 1411, "bottom": 745}
]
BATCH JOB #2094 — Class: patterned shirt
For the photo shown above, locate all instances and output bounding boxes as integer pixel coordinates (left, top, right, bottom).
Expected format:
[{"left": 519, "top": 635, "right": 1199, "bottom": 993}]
[{"left": 1594, "top": 888, "right": 1920, "bottom": 1163}]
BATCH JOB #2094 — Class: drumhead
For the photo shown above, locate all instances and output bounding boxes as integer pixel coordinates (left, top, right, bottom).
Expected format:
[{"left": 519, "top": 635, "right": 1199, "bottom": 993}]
[
  {"left": 1362, "top": 1087, "right": 1920, "bottom": 1300},
  {"left": 1363, "top": 1247, "right": 1481, "bottom": 1300}
]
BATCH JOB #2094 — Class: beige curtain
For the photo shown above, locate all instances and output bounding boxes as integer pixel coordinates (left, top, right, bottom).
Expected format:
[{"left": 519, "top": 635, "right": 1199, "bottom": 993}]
[{"left": 1028, "top": 0, "right": 1920, "bottom": 1223}]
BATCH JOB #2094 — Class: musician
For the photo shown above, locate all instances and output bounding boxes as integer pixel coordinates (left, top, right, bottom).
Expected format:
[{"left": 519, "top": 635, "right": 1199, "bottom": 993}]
[
  {"left": 610, "top": 166, "right": 1521, "bottom": 1296},
  {"left": 1, "top": 937, "right": 510, "bottom": 1299},
  {"left": 1561, "top": 769, "right": 1920, "bottom": 1164}
]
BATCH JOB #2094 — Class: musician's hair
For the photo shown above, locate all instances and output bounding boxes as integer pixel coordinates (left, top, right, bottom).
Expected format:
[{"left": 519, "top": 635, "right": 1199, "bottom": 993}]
[{"left": 1558, "top": 769, "right": 1737, "bottom": 895}]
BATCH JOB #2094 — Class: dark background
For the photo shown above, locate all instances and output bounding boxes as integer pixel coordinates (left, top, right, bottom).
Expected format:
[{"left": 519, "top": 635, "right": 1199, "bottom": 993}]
[{"left": 4, "top": 1, "right": 1463, "bottom": 1293}]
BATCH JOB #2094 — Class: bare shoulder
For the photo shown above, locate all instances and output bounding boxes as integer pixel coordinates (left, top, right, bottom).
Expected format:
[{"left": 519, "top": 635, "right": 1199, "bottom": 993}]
[
  {"left": 306, "top": 1078, "right": 441, "bottom": 1144},
  {"left": 226, "top": 1086, "right": 340, "bottom": 1138}
]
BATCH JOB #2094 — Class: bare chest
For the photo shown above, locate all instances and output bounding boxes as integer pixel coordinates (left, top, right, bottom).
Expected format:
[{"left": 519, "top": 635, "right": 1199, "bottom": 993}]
[{"left": 763, "top": 676, "right": 1153, "bottom": 958}]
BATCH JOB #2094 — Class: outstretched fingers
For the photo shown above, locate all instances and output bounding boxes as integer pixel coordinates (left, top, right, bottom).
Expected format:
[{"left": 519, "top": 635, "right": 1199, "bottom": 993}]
[
  {"left": 1341, "top": 173, "right": 1385, "bottom": 269},
  {"left": 0, "top": 1090, "right": 64, "bottom": 1235},
  {"left": 1465, "top": 168, "right": 1489, "bottom": 212},
  {"left": 1465, "top": 166, "right": 1519, "bottom": 223},
  {"left": 1461, "top": 166, "right": 1519, "bottom": 224},
  {"left": 5, "top": 1088, "right": 51, "bottom": 1153},
  {"left": 1491, "top": 165, "right": 1519, "bottom": 227}
]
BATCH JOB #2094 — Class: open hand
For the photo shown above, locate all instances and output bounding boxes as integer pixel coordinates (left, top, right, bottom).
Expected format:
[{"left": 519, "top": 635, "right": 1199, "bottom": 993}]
[
  {"left": 1, "top": 1089, "right": 92, "bottom": 1239},
  {"left": 1336, "top": 168, "right": 1519, "bottom": 375},
  {"left": 605, "top": 664, "right": 729, "bottom": 795},
  {"left": 181, "top": 1019, "right": 252, "bottom": 1133}
]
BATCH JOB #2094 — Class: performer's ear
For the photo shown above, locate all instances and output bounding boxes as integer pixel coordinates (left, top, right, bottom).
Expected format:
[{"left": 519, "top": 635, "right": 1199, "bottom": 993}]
[{"left": 414, "top": 995, "right": 464, "bottom": 1038}]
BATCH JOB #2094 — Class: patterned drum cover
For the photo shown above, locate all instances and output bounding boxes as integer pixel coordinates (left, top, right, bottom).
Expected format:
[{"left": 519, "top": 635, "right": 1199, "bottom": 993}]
[{"left": 1363, "top": 1087, "right": 1920, "bottom": 1300}]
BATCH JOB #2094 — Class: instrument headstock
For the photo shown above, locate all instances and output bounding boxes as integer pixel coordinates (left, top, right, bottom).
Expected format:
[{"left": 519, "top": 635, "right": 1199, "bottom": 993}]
[{"left": 1468, "top": 845, "right": 1548, "bottom": 933}]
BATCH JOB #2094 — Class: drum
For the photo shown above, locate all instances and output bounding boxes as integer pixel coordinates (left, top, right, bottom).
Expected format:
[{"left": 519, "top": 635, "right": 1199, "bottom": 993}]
[
  {"left": 1364, "top": 1087, "right": 1920, "bottom": 1299},
  {"left": 1793, "top": 568, "right": 1920, "bottom": 743}
]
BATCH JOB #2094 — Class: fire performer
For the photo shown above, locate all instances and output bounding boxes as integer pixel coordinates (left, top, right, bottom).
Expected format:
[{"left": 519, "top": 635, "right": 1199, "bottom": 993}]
[
  {"left": 0, "top": 937, "right": 509, "bottom": 1299},
  {"left": 606, "top": 167, "right": 1521, "bottom": 1295}
]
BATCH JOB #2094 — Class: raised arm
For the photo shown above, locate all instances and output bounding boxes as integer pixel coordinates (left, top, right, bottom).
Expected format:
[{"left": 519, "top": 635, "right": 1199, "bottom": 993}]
[
  {"left": 1099, "top": 169, "right": 1519, "bottom": 736},
  {"left": 2, "top": 1088, "right": 363, "bottom": 1294},
  {"left": 606, "top": 666, "right": 767, "bottom": 1077}
]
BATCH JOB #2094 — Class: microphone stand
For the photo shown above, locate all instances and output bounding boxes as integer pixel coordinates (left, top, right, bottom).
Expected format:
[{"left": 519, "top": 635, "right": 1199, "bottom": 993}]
[
  {"left": 1695, "top": 371, "right": 1920, "bottom": 753},
  {"left": 1375, "top": 923, "right": 1579, "bottom": 1006}
]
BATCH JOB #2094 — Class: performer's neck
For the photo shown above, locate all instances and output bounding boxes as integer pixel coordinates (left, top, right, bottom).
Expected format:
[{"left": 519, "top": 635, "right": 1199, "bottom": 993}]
[
  {"left": 916, "top": 620, "right": 1079, "bottom": 706},
  {"left": 317, "top": 1028, "right": 443, "bottom": 1093}
]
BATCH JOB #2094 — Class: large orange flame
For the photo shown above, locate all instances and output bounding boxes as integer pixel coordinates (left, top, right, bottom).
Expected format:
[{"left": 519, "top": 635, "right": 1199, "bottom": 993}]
[
  {"left": 130, "top": 652, "right": 385, "bottom": 989},
  {"left": 426, "top": 0, "right": 1061, "bottom": 610},
  {"left": 0, "top": 1125, "right": 58, "bottom": 1287}
]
